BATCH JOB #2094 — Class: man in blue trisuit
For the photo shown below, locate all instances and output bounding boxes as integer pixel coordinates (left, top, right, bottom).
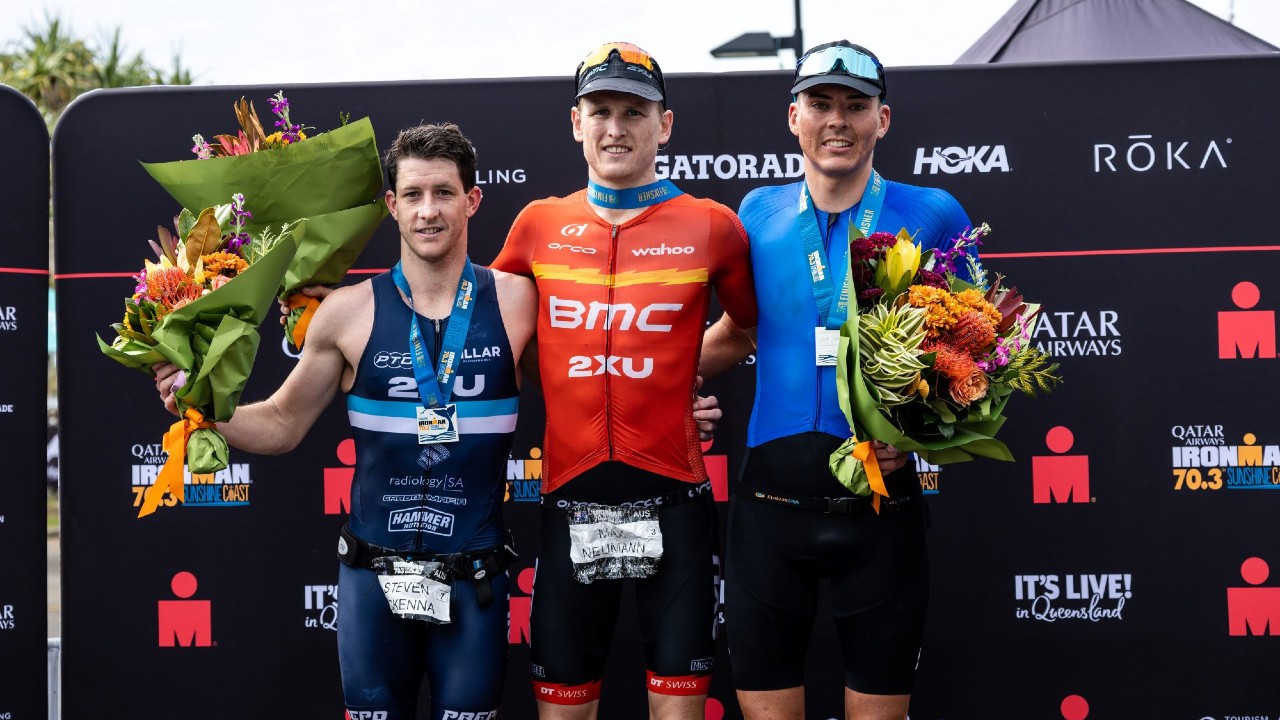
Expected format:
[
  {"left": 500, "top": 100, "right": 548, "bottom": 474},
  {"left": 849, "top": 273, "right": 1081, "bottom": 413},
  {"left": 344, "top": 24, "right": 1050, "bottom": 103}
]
[{"left": 700, "top": 40, "right": 975, "bottom": 720}]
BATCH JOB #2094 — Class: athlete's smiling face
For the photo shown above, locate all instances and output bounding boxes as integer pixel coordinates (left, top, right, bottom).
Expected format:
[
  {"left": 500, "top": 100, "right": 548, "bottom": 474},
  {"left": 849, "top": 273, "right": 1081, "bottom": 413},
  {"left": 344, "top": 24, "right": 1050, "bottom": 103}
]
[
  {"left": 385, "top": 156, "right": 481, "bottom": 265},
  {"left": 573, "top": 91, "right": 673, "bottom": 189},
  {"left": 789, "top": 84, "right": 890, "bottom": 181}
]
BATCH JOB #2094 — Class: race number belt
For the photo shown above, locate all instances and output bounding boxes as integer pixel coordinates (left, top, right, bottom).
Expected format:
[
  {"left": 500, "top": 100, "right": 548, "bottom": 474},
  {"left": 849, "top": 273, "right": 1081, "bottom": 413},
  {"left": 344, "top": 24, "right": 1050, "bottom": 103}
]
[
  {"left": 337, "top": 523, "right": 517, "bottom": 608},
  {"left": 551, "top": 481, "right": 711, "bottom": 584}
]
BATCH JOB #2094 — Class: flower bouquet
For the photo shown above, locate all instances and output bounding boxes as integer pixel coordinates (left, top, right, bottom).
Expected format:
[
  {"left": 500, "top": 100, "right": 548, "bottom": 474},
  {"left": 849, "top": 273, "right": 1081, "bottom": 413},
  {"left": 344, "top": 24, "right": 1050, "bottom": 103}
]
[
  {"left": 829, "top": 224, "right": 1061, "bottom": 510},
  {"left": 97, "top": 194, "right": 302, "bottom": 517},
  {"left": 142, "top": 92, "right": 387, "bottom": 350}
]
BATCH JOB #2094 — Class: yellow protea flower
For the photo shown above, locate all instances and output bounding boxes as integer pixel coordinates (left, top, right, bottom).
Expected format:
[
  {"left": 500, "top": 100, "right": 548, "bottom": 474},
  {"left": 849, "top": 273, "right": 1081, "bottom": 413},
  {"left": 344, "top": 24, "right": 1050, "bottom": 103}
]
[{"left": 875, "top": 234, "right": 922, "bottom": 298}]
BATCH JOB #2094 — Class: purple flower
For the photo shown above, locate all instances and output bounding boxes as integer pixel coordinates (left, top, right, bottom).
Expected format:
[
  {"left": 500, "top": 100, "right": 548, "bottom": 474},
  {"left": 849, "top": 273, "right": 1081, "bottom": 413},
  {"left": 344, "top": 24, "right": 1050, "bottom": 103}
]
[
  {"left": 191, "top": 134, "right": 212, "bottom": 160},
  {"left": 915, "top": 269, "right": 949, "bottom": 289}
]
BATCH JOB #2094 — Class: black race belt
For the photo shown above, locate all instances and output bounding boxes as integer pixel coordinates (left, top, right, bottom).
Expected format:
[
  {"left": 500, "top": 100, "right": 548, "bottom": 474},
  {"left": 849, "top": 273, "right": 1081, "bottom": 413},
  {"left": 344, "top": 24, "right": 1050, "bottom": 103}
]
[
  {"left": 337, "top": 523, "right": 517, "bottom": 608},
  {"left": 735, "top": 484, "right": 914, "bottom": 514},
  {"left": 544, "top": 480, "right": 713, "bottom": 511}
]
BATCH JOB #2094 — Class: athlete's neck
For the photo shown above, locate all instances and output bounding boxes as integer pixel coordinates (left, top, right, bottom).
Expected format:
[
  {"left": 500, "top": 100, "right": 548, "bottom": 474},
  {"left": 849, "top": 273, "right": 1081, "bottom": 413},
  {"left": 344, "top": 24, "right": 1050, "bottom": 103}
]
[
  {"left": 805, "top": 160, "right": 875, "bottom": 214},
  {"left": 398, "top": 247, "right": 467, "bottom": 319}
]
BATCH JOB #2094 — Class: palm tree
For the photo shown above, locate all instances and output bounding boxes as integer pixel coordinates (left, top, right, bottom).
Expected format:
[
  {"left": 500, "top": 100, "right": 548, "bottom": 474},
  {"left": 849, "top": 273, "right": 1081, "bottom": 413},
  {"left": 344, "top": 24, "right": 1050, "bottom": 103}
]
[
  {"left": 1, "top": 13, "right": 193, "bottom": 127},
  {"left": 93, "top": 27, "right": 158, "bottom": 89},
  {"left": 0, "top": 13, "right": 95, "bottom": 124}
]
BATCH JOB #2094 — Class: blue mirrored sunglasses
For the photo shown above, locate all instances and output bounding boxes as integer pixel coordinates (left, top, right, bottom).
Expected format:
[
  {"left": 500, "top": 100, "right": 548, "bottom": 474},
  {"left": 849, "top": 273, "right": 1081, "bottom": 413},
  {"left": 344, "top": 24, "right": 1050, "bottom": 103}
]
[{"left": 796, "top": 46, "right": 881, "bottom": 84}]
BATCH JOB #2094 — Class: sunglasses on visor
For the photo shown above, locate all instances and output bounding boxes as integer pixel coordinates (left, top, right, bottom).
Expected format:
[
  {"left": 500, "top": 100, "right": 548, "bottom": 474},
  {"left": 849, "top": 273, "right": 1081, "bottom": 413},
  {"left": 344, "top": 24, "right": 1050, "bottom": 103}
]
[
  {"left": 576, "top": 43, "right": 663, "bottom": 79},
  {"left": 795, "top": 45, "right": 882, "bottom": 87}
]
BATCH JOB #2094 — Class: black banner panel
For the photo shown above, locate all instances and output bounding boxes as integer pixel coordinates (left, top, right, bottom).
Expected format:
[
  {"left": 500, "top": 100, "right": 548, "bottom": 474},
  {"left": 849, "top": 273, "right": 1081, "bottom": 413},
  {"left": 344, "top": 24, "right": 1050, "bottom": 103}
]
[
  {"left": 54, "top": 56, "right": 1280, "bottom": 719},
  {"left": 0, "top": 85, "right": 51, "bottom": 720}
]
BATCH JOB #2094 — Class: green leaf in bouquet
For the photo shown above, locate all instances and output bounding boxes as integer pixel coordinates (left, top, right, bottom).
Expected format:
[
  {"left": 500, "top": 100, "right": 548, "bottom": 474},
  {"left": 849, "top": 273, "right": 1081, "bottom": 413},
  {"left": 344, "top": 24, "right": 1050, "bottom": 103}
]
[
  {"left": 181, "top": 207, "right": 223, "bottom": 273},
  {"left": 187, "top": 426, "right": 230, "bottom": 474},
  {"left": 274, "top": 200, "right": 388, "bottom": 291},
  {"left": 928, "top": 397, "right": 957, "bottom": 424},
  {"left": 142, "top": 117, "right": 384, "bottom": 223},
  {"left": 151, "top": 225, "right": 302, "bottom": 422},
  {"left": 177, "top": 208, "right": 197, "bottom": 241}
]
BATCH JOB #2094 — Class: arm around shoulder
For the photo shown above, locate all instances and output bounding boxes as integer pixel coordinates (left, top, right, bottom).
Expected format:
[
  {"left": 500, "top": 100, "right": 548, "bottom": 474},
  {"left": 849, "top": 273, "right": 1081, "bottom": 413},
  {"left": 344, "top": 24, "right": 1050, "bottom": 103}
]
[{"left": 492, "top": 269, "right": 538, "bottom": 387}]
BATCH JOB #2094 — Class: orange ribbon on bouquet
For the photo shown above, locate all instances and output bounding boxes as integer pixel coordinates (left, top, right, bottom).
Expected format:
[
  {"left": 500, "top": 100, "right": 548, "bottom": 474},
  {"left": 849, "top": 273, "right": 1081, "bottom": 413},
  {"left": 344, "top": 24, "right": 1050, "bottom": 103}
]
[
  {"left": 138, "top": 408, "right": 215, "bottom": 518},
  {"left": 285, "top": 293, "right": 320, "bottom": 349},
  {"left": 851, "top": 440, "right": 888, "bottom": 514}
]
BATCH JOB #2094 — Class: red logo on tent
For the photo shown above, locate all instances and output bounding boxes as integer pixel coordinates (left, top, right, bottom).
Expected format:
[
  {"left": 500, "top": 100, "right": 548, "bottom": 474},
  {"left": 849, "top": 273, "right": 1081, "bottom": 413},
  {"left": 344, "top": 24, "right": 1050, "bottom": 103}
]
[
  {"left": 1228, "top": 557, "right": 1280, "bottom": 636},
  {"left": 158, "top": 571, "right": 212, "bottom": 647},
  {"left": 1061, "top": 694, "right": 1089, "bottom": 720},
  {"left": 324, "top": 439, "right": 355, "bottom": 515},
  {"left": 1032, "top": 426, "right": 1091, "bottom": 504},
  {"left": 1218, "top": 281, "right": 1276, "bottom": 359},
  {"left": 509, "top": 566, "right": 535, "bottom": 646},
  {"left": 702, "top": 439, "right": 728, "bottom": 502}
]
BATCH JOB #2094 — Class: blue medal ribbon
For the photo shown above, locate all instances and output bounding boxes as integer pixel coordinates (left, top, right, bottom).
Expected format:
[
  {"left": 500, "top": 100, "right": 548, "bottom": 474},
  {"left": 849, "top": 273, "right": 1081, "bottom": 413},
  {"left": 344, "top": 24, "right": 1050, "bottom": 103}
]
[
  {"left": 390, "top": 258, "right": 477, "bottom": 408},
  {"left": 797, "top": 169, "right": 886, "bottom": 329},
  {"left": 586, "top": 179, "right": 684, "bottom": 209}
]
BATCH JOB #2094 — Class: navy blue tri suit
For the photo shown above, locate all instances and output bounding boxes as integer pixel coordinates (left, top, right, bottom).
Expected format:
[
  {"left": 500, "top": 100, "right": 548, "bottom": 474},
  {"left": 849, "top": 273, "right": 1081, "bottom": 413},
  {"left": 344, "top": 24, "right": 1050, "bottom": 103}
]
[
  {"left": 725, "top": 178, "right": 972, "bottom": 695},
  {"left": 337, "top": 266, "right": 518, "bottom": 720}
]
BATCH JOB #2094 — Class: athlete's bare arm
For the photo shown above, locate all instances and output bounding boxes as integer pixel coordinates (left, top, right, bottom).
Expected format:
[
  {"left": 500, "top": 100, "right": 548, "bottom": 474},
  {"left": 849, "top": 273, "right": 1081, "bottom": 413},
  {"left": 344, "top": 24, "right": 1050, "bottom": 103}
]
[
  {"left": 155, "top": 281, "right": 374, "bottom": 455},
  {"left": 699, "top": 312, "right": 757, "bottom": 379},
  {"left": 492, "top": 269, "right": 538, "bottom": 389}
]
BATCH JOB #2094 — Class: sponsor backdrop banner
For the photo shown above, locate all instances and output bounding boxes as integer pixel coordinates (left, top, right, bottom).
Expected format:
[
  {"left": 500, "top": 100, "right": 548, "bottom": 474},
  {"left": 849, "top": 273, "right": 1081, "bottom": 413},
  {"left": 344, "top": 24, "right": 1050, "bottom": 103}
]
[
  {"left": 55, "top": 56, "right": 1280, "bottom": 718},
  {"left": 0, "top": 84, "right": 50, "bottom": 720}
]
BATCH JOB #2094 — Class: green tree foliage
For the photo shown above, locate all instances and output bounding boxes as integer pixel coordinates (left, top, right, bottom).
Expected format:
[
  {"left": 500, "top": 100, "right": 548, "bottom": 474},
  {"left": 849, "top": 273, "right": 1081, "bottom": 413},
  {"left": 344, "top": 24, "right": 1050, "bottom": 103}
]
[{"left": 1, "top": 13, "right": 193, "bottom": 127}]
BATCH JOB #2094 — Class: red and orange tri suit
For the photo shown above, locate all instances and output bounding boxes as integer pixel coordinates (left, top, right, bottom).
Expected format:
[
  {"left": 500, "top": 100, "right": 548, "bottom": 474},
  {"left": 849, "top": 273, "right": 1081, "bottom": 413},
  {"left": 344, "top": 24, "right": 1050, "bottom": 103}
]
[{"left": 492, "top": 189, "right": 757, "bottom": 492}]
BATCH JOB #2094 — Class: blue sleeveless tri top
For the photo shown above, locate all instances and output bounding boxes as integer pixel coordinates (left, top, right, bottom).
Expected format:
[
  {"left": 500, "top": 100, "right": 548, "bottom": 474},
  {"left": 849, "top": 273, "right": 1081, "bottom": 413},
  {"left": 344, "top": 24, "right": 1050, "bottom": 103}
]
[{"left": 345, "top": 266, "right": 518, "bottom": 553}]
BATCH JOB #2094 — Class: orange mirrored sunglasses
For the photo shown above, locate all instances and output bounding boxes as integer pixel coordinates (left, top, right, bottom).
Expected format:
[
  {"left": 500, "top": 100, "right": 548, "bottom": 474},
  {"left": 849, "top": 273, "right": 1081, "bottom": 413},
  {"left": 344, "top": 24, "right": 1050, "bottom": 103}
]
[{"left": 577, "top": 42, "right": 660, "bottom": 74}]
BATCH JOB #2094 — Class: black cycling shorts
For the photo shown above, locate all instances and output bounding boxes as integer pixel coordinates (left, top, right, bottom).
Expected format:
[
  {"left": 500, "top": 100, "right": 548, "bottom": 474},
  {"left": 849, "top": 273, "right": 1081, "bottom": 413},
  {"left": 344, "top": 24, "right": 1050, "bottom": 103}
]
[
  {"left": 529, "top": 462, "right": 719, "bottom": 702},
  {"left": 724, "top": 432, "right": 929, "bottom": 695}
]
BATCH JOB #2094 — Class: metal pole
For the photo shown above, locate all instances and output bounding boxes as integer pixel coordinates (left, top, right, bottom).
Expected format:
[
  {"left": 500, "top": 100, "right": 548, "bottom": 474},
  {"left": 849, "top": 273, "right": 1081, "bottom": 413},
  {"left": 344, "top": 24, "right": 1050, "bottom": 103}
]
[{"left": 793, "top": 0, "right": 805, "bottom": 56}]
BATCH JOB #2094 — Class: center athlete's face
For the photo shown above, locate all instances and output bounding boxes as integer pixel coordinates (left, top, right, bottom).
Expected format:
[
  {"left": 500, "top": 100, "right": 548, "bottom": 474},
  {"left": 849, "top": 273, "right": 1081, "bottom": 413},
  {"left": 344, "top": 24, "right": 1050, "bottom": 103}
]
[
  {"left": 385, "top": 157, "right": 481, "bottom": 265},
  {"left": 572, "top": 91, "right": 673, "bottom": 188},
  {"left": 789, "top": 85, "right": 890, "bottom": 181}
]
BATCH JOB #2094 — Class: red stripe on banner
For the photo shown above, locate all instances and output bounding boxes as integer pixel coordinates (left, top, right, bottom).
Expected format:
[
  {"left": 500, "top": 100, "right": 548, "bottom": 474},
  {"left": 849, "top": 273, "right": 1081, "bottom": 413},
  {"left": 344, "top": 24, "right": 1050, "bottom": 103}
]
[
  {"left": 0, "top": 266, "right": 50, "bottom": 275},
  {"left": 986, "top": 245, "right": 1280, "bottom": 259},
  {"left": 55, "top": 269, "right": 390, "bottom": 280},
  {"left": 54, "top": 272, "right": 137, "bottom": 279}
]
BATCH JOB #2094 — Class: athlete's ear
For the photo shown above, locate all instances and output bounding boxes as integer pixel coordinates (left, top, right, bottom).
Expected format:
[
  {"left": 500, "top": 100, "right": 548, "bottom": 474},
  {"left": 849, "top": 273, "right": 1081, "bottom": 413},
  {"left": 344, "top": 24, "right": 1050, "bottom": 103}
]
[
  {"left": 659, "top": 108, "right": 673, "bottom": 146},
  {"left": 878, "top": 101, "right": 891, "bottom": 139},
  {"left": 465, "top": 186, "right": 482, "bottom": 218},
  {"left": 571, "top": 104, "right": 584, "bottom": 143},
  {"left": 385, "top": 188, "right": 398, "bottom": 219},
  {"left": 788, "top": 101, "right": 801, "bottom": 138}
]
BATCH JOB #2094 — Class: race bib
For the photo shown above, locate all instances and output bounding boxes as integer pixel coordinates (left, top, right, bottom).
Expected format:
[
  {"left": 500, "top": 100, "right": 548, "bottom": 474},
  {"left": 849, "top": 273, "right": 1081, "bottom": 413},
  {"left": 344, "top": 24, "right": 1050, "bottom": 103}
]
[
  {"left": 370, "top": 556, "right": 453, "bottom": 624},
  {"left": 567, "top": 503, "right": 663, "bottom": 584},
  {"left": 815, "top": 327, "right": 839, "bottom": 367}
]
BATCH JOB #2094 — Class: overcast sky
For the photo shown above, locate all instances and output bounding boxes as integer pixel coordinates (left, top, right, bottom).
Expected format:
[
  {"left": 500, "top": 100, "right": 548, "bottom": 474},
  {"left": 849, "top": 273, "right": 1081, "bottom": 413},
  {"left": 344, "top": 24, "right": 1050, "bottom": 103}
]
[{"left": 4, "top": 0, "right": 1279, "bottom": 87}]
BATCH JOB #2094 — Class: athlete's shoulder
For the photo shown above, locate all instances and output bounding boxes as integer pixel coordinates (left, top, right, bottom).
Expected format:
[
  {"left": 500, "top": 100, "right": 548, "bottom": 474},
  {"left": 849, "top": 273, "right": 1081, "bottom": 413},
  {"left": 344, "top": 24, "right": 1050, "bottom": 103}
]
[
  {"left": 489, "top": 266, "right": 537, "bottom": 300},
  {"left": 309, "top": 278, "right": 375, "bottom": 360},
  {"left": 738, "top": 182, "right": 801, "bottom": 228},
  {"left": 663, "top": 193, "right": 749, "bottom": 244},
  {"left": 883, "top": 178, "right": 971, "bottom": 237},
  {"left": 667, "top": 191, "right": 736, "bottom": 216}
]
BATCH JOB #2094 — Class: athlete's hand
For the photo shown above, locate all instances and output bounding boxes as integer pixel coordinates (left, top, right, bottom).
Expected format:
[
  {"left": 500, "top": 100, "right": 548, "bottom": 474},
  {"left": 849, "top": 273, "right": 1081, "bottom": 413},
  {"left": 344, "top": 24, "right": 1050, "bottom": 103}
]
[
  {"left": 152, "top": 362, "right": 184, "bottom": 417},
  {"left": 872, "top": 440, "right": 908, "bottom": 474},
  {"left": 278, "top": 285, "right": 332, "bottom": 327},
  {"left": 692, "top": 376, "right": 722, "bottom": 442}
]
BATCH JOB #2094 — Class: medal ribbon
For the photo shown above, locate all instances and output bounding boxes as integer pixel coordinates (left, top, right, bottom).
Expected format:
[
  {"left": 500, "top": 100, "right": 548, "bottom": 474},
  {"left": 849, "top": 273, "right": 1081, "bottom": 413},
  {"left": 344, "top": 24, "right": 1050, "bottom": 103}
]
[
  {"left": 797, "top": 169, "right": 885, "bottom": 329},
  {"left": 586, "top": 179, "right": 684, "bottom": 209},
  {"left": 390, "top": 259, "right": 477, "bottom": 408}
]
